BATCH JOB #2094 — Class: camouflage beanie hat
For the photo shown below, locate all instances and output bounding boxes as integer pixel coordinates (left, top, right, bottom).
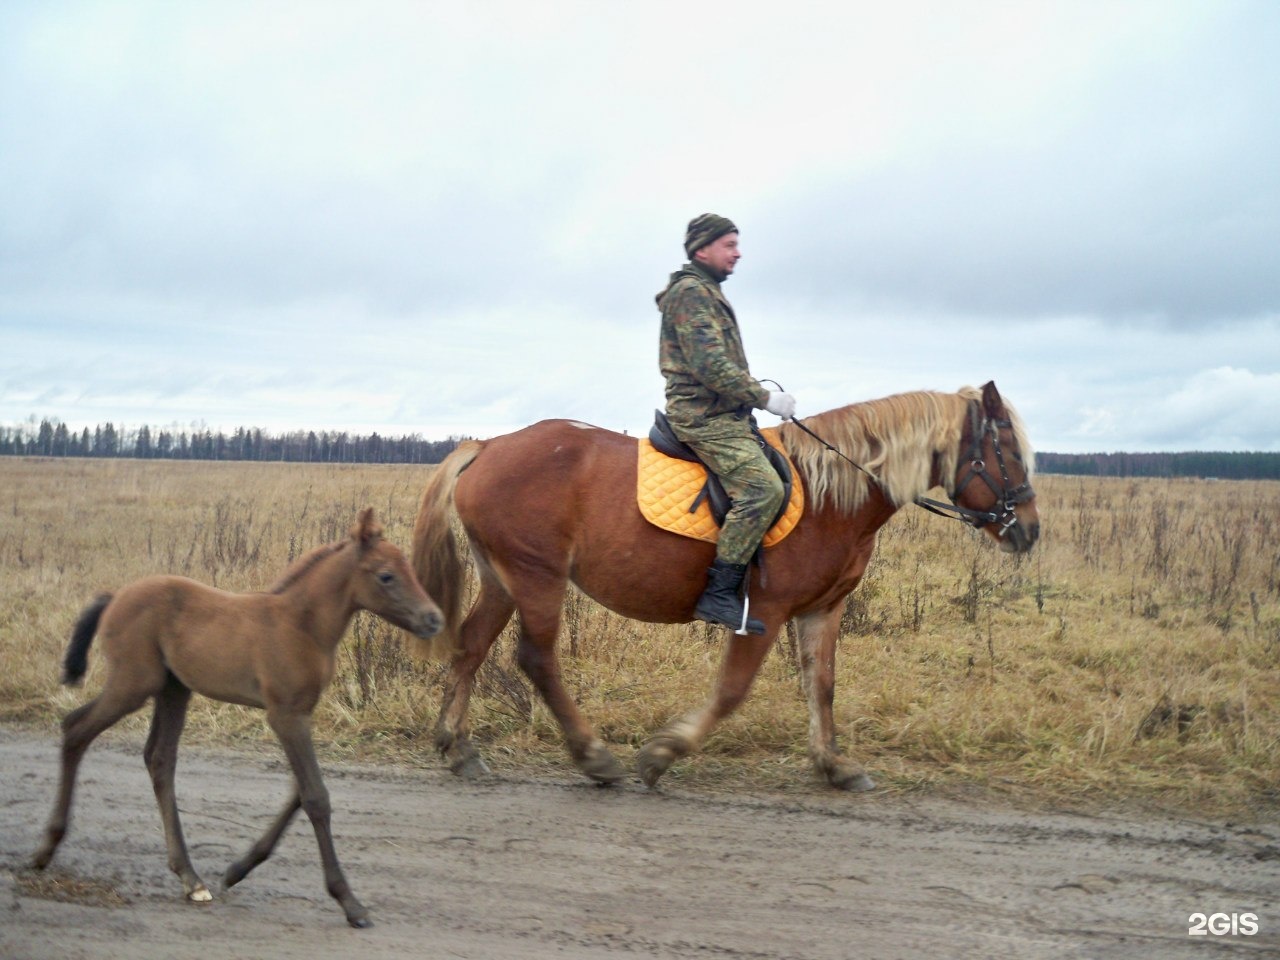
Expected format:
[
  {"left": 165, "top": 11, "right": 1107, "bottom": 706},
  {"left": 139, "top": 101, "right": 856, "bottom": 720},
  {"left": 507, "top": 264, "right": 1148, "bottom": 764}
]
[{"left": 684, "top": 213, "right": 737, "bottom": 258}]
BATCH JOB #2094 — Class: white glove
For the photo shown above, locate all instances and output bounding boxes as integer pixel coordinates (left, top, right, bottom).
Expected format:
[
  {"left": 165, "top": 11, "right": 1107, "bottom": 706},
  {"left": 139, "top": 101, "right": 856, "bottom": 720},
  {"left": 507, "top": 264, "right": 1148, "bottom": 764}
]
[{"left": 764, "top": 391, "right": 796, "bottom": 420}]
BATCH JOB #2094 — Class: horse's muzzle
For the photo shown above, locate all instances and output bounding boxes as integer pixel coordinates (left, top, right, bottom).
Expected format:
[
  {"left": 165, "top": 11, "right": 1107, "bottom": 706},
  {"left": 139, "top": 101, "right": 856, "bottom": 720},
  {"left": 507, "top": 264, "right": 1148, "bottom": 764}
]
[{"left": 1000, "top": 520, "right": 1040, "bottom": 554}]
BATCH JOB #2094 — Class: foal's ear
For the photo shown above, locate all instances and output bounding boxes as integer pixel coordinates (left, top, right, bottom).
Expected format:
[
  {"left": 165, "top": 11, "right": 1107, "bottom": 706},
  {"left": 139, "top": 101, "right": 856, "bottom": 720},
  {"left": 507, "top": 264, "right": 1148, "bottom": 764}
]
[
  {"left": 352, "top": 507, "right": 383, "bottom": 549},
  {"left": 981, "top": 380, "right": 1004, "bottom": 418}
]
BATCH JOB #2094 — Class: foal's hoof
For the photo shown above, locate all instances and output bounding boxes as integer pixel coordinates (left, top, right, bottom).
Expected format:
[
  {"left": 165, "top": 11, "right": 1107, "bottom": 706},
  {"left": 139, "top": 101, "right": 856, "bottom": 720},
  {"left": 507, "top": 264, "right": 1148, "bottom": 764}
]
[
  {"left": 635, "top": 742, "right": 678, "bottom": 788},
  {"left": 349, "top": 914, "right": 373, "bottom": 929},
  {"left": 449, "top": 752, "right": 492, "bottom": 780},
  {"left": 187, "top": 884, "right": 214, "bottom": 903},
  {"left": 580, "top": 743, "right": 626, "bottom": 785},
  {"left": 31, "top": 836, "right": 59, "bottom": 870},
  {"left": 832, "top": 770, "right": 876, "bottom": 792},
  {"left": 223, "top": 861, "right": 250, "bottom": 890}
]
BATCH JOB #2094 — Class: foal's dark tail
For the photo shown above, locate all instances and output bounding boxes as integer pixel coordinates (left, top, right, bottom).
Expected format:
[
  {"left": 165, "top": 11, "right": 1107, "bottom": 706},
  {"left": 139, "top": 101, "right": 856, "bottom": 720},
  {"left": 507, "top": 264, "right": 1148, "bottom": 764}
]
[{"left": 62, "top": 593, "right": 113, "bottom": 686}]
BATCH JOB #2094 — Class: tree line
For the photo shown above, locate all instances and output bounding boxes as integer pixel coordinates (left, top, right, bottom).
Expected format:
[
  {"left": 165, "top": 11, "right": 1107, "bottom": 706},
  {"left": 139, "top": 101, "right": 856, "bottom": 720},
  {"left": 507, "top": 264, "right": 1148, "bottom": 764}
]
[
  {"left": 0, "top": 419, "right": 465, "bottom": 464},
  {"left": 1034, "top": 451, "right": 1280, "bottom": 480},
  {"left": 4, "top": 418, "right": 1277, "bottom": 478}
]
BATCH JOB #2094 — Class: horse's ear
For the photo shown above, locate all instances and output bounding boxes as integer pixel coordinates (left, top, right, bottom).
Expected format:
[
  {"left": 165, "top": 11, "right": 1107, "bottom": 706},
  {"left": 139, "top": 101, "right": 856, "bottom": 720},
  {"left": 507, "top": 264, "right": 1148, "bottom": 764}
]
[
  {"left": 352, "top": 508, "right": 383, "bottom": 548},
  {"left": 981, "top": 380, "right": 1003, "bottom": 418}
]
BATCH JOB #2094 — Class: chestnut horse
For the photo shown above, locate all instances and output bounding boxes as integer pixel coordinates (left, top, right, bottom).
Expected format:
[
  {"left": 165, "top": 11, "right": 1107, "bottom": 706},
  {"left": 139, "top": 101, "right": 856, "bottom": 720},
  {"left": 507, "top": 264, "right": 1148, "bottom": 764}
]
[
  {"left": 411, "top": 382, "right": 1038, "bottom": 791},
  {"left": 32, "top": 509, "right": 443, "bottom": 928}
]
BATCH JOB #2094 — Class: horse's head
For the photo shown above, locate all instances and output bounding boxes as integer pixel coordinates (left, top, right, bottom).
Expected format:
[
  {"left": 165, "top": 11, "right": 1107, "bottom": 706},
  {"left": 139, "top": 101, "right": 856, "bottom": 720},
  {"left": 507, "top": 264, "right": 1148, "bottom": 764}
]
[
  {"left": 349, "top": 508, "right": 444, "bottom": 638},
  {"left": 948, "top": 382, "right": 1039, "bottom": 554}
]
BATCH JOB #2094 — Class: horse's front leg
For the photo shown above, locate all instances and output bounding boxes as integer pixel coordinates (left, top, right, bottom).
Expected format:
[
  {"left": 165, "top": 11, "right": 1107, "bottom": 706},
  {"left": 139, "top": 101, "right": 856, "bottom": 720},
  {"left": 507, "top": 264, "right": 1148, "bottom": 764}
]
[
  {"left": 636, "top": 628, "right": 776, "bottom": 788},
  {"left": 265, "top": 707, "right": 370, "bottom": 928},
  {"left": 434, "top": 576, "right": 516, "bottom": 779},
  {"left": 796, "top": 605, "right": 875, "bottom": 791}
]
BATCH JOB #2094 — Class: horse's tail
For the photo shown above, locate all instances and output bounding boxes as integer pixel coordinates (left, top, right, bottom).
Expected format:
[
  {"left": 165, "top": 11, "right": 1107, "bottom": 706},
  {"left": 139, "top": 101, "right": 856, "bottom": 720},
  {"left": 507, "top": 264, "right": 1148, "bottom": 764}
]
[
  {"left": 409, "top": 440, "right": 484, "bottom": 660},
  {"left": 62, "top": 593, "right": 113, "bottom": 686}
]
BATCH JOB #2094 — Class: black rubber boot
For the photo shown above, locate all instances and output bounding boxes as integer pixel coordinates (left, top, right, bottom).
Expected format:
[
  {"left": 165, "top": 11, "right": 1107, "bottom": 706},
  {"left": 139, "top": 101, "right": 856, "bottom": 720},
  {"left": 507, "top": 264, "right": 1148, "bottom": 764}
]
[{"left": 694, "top": 560, "right": 765, "bottom": 635}]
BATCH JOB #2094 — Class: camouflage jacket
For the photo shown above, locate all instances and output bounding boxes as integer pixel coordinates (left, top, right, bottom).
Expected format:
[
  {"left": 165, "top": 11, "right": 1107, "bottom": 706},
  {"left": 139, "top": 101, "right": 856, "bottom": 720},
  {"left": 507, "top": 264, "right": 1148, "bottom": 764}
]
[{"left": 656, "top": 261, "right": 770, "bottom": 439}]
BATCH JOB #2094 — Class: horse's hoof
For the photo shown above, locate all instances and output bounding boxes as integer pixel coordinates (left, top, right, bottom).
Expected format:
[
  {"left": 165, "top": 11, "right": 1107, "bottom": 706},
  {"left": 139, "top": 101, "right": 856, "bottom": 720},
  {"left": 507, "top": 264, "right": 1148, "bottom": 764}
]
[
  {"left": 832, "top": 770, "right": 876, "bottom": 792},
  {"left": 450, "top": 752, "right": 492, "bottom": 780},
  {"left": 187, "top": 885, "right": 214, "bottom": 903},
  {"left": 223, "top": 862, "right": 248, "bottom": 890},
  {"left": 348, "top": 915, "right": 373, "bottom": 929},
  {"left": 581, "top": 746, "right": 626, "bottom": 785},
  {"left": 433, "top": 727, "right": 457, "bottom": 755},
  {"left": 635, "top": 743, "right": 677, "bottom": 788}
]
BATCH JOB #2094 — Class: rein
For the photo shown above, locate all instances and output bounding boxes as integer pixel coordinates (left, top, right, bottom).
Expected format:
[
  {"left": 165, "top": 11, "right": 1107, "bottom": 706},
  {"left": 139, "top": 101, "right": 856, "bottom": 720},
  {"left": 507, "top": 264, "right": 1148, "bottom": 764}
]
[{"left": 782, "top": 401, "right": 1034, "bottom": 536}]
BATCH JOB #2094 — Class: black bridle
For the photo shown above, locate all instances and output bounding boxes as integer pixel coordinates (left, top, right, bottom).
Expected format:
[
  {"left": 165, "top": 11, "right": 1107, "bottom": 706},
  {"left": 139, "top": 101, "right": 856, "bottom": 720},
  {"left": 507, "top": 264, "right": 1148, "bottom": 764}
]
[
  {"left": 783, "top": 398, "right": 1035, "bottom": 538},
  {"left": 914, "top": 400, "right": 1035, "bottom": 535}
]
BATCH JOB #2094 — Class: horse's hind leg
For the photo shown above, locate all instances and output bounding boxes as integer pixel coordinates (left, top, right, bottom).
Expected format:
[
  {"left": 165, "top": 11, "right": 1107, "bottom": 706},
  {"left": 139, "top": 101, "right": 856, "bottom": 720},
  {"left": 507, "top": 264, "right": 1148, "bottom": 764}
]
[
  {"left": 32, "top": 685, "right": 152, "bottom": 869},
  {"left": 224, "top": 792, "right": 302, "bottom": 891},
  {"left": 266, "top": 706, "right": 369, "bottom": 928},
  {"left": 144, "top": 674, "right": 213, "bottom": 900},
  {"left": 794, "top": 605, "right": 874, "bottom": 791},
  {"left": 636, "top": 628, "right": 777, "bottom": 788},
  {"left": 511, "top": 573, "right": 625, "bottom": 785},
  {"left": 434, "top": 564, "right": 515, "bottom": 779}
]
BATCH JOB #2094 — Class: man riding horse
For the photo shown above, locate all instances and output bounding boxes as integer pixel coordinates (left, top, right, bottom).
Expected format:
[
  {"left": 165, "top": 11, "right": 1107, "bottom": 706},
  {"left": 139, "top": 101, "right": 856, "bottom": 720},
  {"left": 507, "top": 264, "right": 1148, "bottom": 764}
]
[{"left": 656, "top": 213, "right": 797, "bottom": 635}]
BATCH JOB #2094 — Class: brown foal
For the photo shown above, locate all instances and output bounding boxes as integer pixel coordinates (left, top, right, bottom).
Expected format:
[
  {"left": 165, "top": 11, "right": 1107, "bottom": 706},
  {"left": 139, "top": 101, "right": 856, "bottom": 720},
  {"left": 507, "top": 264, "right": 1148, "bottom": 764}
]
[{"left": 32, "top": 509, "right": 443, "bottom": 928}]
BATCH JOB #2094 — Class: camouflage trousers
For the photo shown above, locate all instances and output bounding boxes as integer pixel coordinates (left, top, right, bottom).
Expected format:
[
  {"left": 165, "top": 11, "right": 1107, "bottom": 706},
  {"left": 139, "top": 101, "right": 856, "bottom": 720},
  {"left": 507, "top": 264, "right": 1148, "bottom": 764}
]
[{"left": 681, "top": 433, "right": 786, "bottom": 566}]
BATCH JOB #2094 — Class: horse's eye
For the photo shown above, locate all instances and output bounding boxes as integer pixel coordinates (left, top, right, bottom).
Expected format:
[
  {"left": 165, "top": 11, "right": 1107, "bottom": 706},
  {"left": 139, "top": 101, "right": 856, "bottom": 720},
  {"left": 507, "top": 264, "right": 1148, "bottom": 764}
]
[{"left": 378, "top": 571, "right": 395, "bottom": 585}]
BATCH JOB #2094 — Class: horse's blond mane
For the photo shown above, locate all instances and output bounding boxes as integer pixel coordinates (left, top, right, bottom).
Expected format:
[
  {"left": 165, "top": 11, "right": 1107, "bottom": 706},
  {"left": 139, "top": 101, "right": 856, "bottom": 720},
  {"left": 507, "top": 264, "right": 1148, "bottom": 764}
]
[
  {"left": 778, "top": 387, "right": 1034, "bottom": 514},
  {"left": 266, "top": 540, "right": 348, "bottom": 594}
]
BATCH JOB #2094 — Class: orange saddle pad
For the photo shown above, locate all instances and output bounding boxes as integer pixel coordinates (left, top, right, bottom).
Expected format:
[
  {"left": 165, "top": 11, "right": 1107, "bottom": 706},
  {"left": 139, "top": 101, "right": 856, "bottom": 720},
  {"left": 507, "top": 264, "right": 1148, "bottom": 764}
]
[{"left": 636, "top": 428, "right": 804, "bottom": 547}]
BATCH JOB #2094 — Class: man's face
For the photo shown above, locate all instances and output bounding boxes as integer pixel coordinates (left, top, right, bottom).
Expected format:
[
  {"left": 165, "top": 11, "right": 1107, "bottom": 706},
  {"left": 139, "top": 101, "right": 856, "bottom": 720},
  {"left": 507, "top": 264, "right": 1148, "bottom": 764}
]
[{"left": 695, "top": 232, "right": 741, "bottom": 276}]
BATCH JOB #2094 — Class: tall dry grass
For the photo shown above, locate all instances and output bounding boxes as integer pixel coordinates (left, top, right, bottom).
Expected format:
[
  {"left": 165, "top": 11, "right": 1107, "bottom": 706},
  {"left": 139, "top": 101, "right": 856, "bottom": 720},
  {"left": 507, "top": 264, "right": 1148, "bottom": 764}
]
[{"left": 1, "top": 458, "right": 1276, "bottom": 815}]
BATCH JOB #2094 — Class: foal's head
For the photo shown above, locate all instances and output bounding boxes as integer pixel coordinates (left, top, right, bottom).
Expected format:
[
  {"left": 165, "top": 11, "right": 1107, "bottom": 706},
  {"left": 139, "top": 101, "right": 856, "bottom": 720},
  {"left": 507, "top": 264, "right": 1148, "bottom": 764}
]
[
  {"left": 948, "top": 381, "right": 1039, "bottom": 554},
  {"left": 348, "top": 508, "right": 444, "bottom": 639}
]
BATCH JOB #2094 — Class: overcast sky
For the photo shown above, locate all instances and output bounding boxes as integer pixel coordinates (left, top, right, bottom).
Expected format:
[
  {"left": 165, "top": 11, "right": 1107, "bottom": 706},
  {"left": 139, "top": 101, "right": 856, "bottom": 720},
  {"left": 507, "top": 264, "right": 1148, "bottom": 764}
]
[{"left": 2, "top": 1, "right": 1277, "bottom": 453}]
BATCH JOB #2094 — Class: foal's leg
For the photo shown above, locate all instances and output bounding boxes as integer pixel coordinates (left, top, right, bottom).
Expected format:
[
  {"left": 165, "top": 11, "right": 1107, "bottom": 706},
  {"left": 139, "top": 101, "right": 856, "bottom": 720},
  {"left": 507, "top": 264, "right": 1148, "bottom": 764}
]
[
  {"left": 434, "top": 567, "right": 516, "bottom": 778},
  {"left": 265, "top": 706, "right": 369, "bottom": 928},
  {"left": 32, "top": 685, "right": 153, "bottom": 869},
  {"left": 144, "top": 675, "right": 214, "bottom": 900},
  {"left": 511, "top": 573, "right": 625, "bottom": 784},
  {"left": 636, "top": 629, "right": 777, "bottom": 788},
  {"left": 224, "top": 793, "right": 302, "bottom": 891},
  {"left": 794, "top": 605, "right": 874, "bottom": 791}
]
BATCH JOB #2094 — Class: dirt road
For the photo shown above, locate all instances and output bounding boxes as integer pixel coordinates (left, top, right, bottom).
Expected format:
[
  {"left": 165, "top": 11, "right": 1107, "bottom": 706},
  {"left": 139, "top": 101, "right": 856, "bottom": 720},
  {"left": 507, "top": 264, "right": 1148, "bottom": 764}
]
[{"left": 1, "top": 726, "right": 1276, "bottom": 959}]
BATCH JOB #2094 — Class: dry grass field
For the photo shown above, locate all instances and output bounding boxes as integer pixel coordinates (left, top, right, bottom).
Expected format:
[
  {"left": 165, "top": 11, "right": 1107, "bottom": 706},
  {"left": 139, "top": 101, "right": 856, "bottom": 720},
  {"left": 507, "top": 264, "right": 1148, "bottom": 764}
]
[{"left": 1, "top": 457, "right": 1276, "bottom": 816}]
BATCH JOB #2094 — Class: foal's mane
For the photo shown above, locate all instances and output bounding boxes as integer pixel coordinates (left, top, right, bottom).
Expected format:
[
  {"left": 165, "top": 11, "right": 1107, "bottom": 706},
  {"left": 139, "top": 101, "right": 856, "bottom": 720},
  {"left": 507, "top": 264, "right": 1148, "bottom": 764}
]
[
  {"left": 778, "top": 387, "right": 1034, "bottom": 514},
  {"left": 266, "top": 540, "right": 349, "bottom": 594}
]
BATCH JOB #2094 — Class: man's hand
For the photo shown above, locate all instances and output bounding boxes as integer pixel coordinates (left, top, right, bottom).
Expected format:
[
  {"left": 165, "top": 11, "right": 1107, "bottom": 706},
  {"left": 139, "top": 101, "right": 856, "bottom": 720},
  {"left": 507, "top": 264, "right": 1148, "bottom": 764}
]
[{"left": 764, "top": 391, "right": 797, "bottom": 420}]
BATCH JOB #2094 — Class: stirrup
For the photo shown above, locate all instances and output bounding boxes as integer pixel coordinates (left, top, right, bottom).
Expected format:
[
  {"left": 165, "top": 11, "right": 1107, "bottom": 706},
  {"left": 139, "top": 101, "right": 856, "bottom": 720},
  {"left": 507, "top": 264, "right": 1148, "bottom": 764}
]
[{"left": 735, "top": 596, "right": 752, "bottom": 636}]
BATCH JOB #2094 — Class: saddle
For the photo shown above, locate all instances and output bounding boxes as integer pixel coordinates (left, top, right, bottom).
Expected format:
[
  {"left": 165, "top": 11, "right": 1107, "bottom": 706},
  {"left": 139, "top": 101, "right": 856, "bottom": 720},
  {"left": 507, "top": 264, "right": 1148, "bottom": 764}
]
[{"left": 638, "top": 411, "right": 803, "bottom": 547}]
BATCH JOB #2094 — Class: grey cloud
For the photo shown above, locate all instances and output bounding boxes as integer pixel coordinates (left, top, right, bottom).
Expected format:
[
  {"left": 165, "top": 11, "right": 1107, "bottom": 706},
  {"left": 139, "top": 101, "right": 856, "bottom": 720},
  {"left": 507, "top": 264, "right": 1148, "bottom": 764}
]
[
  {"left": 753, "top": 15, "right": 1280, "bottom": 327},
  {"left": 4, "top": 3, "right": 1278, "bottom": 452}
]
